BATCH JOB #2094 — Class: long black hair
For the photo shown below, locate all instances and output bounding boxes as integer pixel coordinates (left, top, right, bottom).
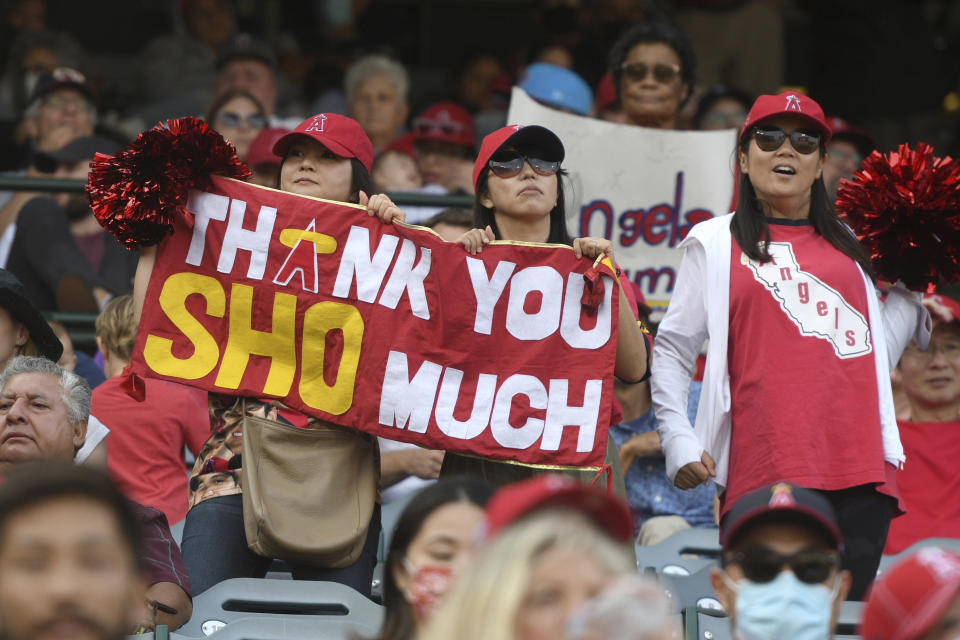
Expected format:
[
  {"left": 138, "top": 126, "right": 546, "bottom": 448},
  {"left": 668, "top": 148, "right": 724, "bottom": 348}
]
[
  {"left": 473, "top": 167, "right": 573, "bottom": 245},
  {"left": 732, "top": 130, "right": 874, "bottom": 280},
  {"left": 376, "top": 477, "right": 495, "bottom": 640}
]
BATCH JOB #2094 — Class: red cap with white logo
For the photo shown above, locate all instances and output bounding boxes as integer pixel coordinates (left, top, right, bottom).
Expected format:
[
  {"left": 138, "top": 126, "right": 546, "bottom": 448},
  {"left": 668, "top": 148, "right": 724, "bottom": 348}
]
[
  {"left": 740, "top": 92, "right": 832, "bottom": 145},
  {"left": 412, "top": 101, "right": 476, "bottom": 149},
  {"left": 272, "top": 113, "right": 374, "bottom": 171}
]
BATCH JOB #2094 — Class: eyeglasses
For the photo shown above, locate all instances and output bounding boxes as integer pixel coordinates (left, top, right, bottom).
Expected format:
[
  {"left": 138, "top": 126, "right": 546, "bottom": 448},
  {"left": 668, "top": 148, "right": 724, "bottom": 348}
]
[
  {"left": 752, "top": 126, "right": 822, "bottom": 155},
  {"left": 723, "top": 548, "right": 839, "bottom": 584},
  {"left": 488, "top": 152, "right": 560, "bottom": 179},
  {"left": 413, "top": 118, "right": 466, "bottom": 138},
  {"left": 620, "top": 61, "right": 681, "bottom": 84},
  {"left": 217, "top": 111, "right": 267, "bottom": 129},
  {"left": 901, "top": 341, "right": 960, "bottom": 361}
]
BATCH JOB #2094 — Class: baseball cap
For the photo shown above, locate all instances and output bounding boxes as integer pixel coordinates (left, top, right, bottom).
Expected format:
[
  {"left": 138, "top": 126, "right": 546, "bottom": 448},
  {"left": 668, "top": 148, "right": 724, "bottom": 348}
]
[
  {"left": 246, "top": 127, "right": 288, "bottom": 166},
  {"left": 720, "top": 482, "right": 843, "bottom": 551},
  {"left": 826, "top": 116, "right": 874, "bottom": 159},
  {"left": 861, "top": 547, "right": 960, "bottom": 640},
  {"left": 272, "top": 113, "right": 374, "bottom": 171},
  {"left": 33, "top": 136, "right": 121, "bottom": 173},
  {"left": 217, "top": 33, "right": 277, "bottom": 70},
  {"left": 484, "top": 474, "right": 634, "bottom": 543},
  {"left": 0, "top": 270, "right": 63, "bottom": 363},
  {"left": 925, "top": 293, "right": 960, "bottom": 325},
  {"left": 473, "top": 124, "right": 565, "bottom": 189},
  {"left": 411, "top": 102, "right": 476, "bottom": 149},
  {"left": 519, "top": 63, "right": 593, "bottom": 116},
  {"left": 29, "top": 67, "right": 95, "bottom": 107},
  {"left": 740, "top": 92, "right": 832, "bottom": 145}
]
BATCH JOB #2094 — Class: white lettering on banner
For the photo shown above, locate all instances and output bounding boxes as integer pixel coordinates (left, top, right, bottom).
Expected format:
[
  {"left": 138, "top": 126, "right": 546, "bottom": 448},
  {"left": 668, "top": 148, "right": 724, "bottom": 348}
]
[
  {"left": 466, "top": 257, "right": 516, "bottom": 335},
  {"left": 490, "top": 374, "right": 548, "bottom": 449},
  {"left": 377, "top": 350, "right": 604, "bottom": 454},
  {"left": 560, "top": 272, "right": 612, "bottom": 348},
  {"left": 378, "top": 351, "right": 442, "bottom": 433},
  {"left": 506, "top": 266, "right": 564, "bottom": 340},
  {"left": 435, "top": 368, "right": 497, "bottom": 440},
  {"left": 217, "top": 199, "right": 277, "bottom": 280},
  {"left": 185, "top": 190, "right": 229, "bottom": 266},
  {"left": 332, "top": 226, "right": 399, "bottom": 302},
  {"left": 379, "top": 239, "right": 432, "bottom": 320},
  {"left": 742, "top": 242, "right": 872, "bottom": 359}
]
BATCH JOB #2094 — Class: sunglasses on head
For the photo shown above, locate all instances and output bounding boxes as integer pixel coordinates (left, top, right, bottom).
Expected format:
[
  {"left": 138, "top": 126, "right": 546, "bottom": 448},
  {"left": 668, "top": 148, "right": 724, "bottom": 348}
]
[
  {"left": 724, "top": 547, "right": 839, "bottom": 585},
  {"left": 413, "top": 118, "right": 465, "bottom": 137},
  {"left": 752, "top": 126, "right": 822, "bottom": 154},
  {"left": 620, "top": 61, "right": 681, "bottom": 84},
  {"left": 488, "top": 151, "right": 560, "bottom": 179},
  {"left": 218, "top": 111, "right": 267, "bottom": 129}
]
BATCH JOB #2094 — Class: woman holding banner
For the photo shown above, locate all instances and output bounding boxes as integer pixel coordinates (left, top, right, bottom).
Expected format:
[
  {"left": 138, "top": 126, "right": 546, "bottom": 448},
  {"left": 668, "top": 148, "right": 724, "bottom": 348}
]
[
  {"left": 133, "top": 113, "right": 406, "bottom": 595},
  {"left": 443, "top": 124, "right": 650, "bottom": 490},
  {"left": 650, "top": 92, "right": 929, "bottom": 599}
]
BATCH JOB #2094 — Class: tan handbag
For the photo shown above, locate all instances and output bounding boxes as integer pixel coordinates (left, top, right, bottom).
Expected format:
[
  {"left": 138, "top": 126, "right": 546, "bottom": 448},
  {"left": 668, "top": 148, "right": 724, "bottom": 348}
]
[{"left": 240, "top": 403, "right": 377, "bottom": 567}]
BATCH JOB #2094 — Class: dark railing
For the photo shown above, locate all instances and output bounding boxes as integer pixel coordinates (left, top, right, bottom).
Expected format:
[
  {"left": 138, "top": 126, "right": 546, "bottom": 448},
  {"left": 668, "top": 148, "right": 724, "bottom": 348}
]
[{"left": 3, "top": 175, "right": 473, "bottom": 348}]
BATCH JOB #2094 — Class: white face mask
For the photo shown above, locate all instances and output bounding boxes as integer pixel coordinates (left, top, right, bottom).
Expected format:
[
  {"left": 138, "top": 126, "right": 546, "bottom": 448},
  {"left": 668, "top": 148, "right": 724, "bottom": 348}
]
[{"left": 723, "top": 570, "right": 839, "bottom": 640}]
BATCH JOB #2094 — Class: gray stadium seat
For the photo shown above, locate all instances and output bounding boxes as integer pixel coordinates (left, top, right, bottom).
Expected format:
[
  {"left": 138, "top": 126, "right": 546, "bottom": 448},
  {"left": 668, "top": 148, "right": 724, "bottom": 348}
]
[
  {"left": 878, "top": 537, "right": 960, "bottom": 577},
  {"left": 635, "top": 527, "right": 722, "bottom": 576},
  {"left": 198, "top": 615, "right": 378, "bottom": 640},
  {"left": 684, "top": 606, "right": 732, "bottom": 640},
  {"left": 663, "top": 566, "right": 724, "bottom": 614},
  {"left": 178, "top": 578, "right": 384, "bottom": 638}
]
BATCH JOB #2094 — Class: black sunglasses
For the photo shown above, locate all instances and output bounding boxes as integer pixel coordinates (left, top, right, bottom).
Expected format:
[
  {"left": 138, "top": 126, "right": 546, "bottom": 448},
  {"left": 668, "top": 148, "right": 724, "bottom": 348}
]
[
  {"left": 488, "top": 152, "right": 560, "bottom": 179},
  {"left": 620, "top": 61, "right": 681, "bottom": 84},
  {"left": 752, "top": 126, "right": 822, "bottom": 155},
  {"left": 217, "top": 111, "right": 267, "bottom": 129},
  {"left": 724, "top": 547, "right": 839, "bottom": 584}
]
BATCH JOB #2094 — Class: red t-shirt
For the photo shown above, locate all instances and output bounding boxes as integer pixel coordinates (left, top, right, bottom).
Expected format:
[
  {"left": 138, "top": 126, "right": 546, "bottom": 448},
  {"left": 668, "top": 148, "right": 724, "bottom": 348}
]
[
  {"left": 93, "top": 376, "right": 210, "bottom": 524},
  {"left": 725, "top": 220, "right": 887, "bottom": 510},
  {"left": 885, "top": 420, "right": 960, "bottom": 554}
]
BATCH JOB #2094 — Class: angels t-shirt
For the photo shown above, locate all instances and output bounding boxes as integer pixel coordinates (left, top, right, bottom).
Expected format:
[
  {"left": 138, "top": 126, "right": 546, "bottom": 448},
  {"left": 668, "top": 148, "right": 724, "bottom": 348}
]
[
  {"left": 725, "top": 219, "right": 887, "bottom": 511},
  {"left": 885, "top": 420, "right": 960, "bottom": 553}
]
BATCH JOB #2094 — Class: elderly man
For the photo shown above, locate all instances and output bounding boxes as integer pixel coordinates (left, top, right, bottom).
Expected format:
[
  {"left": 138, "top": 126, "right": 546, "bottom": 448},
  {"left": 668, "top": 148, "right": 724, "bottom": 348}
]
[
  {"left": 711, "top": 483, "right": 852, "bottom": 639},
  {"left": 0, "top": 356, "right": 192, "bottom": 630},
  {"left": 0, "top": 462, "right": 147, "bottom": 640},
  {"left": 345, "top": 55, "right": 410, "bottom": 153}
]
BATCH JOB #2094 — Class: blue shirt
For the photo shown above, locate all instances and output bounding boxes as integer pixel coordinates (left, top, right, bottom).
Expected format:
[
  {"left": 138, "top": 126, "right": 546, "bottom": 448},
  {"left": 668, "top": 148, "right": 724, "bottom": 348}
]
[{"left": 609, "top": 381, "right": 716, "bottom": 533}]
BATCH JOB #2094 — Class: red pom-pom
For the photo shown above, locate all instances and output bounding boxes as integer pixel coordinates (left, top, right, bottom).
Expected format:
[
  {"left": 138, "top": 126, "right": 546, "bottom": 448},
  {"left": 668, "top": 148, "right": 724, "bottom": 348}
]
[
  {"left": 836, "top": 143, "right": 960, "bottom": 292},
  {"left": 86, "top": 117, "right": 251, "bottom": 249}
]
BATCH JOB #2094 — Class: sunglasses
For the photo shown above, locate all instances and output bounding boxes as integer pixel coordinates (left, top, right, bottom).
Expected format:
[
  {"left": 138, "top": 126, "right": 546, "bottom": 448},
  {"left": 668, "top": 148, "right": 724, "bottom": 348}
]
[
  {"left": 413, "top": 118, "right": 466, "bottom": 137},
  {"left": 488, "top": 152, "right": 560, "bottom": 179},
  {"left": 217, "top": 111, "right": 267, "bottom": 129},
  {"left": 724, "top": 548, "right": 839, "bottom": 584},
  {"left": 752, "top": 126, "right": 822, "bottom": 155},
  {"left": 621, "top": 61, "right": 681, "bottom": 84}
]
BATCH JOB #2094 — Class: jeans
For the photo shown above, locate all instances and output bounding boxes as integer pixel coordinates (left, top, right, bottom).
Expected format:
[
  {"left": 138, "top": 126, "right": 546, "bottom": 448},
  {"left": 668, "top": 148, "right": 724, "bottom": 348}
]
[{"left": 182, "top": 493, "right": 381, "bottom": 596}]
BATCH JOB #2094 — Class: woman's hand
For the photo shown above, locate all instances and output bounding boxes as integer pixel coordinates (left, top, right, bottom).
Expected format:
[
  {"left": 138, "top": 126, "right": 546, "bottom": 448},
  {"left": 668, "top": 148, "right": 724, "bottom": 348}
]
[
  {"left": 673, "top": 451, "right": 716, "bottom": 490},
  {"left": 573, "top": 236, "right": 615, "bottom": 261},
  {"left": 456, "top": 226, "right": 495, "bottom": 255},
  {"left": 359, "top": 191, "right": 405, "bottom": 224}
]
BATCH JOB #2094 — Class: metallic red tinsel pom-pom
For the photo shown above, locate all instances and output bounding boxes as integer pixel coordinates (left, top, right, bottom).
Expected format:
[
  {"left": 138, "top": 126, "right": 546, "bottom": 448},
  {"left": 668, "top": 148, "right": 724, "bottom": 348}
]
[
  {"left": 835, "top": 142, "right": 960, "bottom": 292},
  {"left": 86, "top": 117, "right": 252, "bottom": 249}
]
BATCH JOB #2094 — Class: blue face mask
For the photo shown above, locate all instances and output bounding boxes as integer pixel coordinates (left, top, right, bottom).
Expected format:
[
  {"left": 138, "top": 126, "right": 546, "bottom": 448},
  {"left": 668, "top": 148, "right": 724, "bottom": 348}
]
[{"left": 724, "top": 570, "right": 839, "bottom": 640}]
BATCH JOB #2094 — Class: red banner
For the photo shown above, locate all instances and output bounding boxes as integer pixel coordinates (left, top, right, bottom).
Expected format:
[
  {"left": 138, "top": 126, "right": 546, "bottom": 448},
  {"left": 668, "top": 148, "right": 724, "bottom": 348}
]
[{"left": 133, "top": 176, "right": 620, "bottom": 468}]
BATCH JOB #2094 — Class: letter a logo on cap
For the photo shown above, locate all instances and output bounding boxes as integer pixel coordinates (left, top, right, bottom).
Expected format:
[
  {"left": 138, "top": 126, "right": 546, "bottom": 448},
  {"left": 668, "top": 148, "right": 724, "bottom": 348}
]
[
  {"left": 785, "top": 95, "right": 802, "bottom": 112},
  {"left": 513, "top": 124, "right": 523, "bottom": 132},
  {"left": 769, "top": 483, "right": 796, "bottom": 508},
  {"left": 305, "top": 114, "right": 327, "bottom": 133}
]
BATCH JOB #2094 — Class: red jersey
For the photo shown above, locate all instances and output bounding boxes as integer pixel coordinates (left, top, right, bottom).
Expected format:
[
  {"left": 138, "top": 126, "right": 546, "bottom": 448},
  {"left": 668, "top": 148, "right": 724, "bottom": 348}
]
[
  {"left": 93, "top": 377, "right": 210, "bottom": 524},
  {"left": 725, "top": 219, "right": 887, "bottom": 509},
  {"left": 885, "top": 420, "right": 960, "bottom": 554}
]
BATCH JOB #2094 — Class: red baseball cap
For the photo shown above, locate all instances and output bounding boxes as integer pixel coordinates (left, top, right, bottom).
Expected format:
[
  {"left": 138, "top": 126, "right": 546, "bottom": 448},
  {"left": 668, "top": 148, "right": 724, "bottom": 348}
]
[
  {"left": 472, "top": 124, "right": 565, "bottom": 189},
  {"left": 484, "top": 474, "right": 633, "bottom": 543},
  {"left": 861, "top": 547, "right": 960, "bottom": 640},
  {"left": 246, "top": 127, "right": 288, "bottom": 166},
  {"left": 925, "top": 293, "right": 960, "bottom": 326},
  {"left": 272, "top": 113, "right": 374, "bottom": 171},
  {"left": 826, "top": 116, "right": 874, "bottom": 157},
  {"left": 740, "top": 92, "right": 832, "bottom": 145},
  {"left": 411, "top": 101, "right": 476, "bottom": 149}
]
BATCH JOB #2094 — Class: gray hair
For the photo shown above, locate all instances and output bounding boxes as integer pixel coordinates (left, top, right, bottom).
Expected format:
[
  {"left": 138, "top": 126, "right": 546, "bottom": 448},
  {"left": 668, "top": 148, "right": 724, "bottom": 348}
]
[
  {"left": 344, "top": 55, "right": 409, "bottom": 104},
  {"left": 0, "top": 356, "right": 90, "bottom": 425}
]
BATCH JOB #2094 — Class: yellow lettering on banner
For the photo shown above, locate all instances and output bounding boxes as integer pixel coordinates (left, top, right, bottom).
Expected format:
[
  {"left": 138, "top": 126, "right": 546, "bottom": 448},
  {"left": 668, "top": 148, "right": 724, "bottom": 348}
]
[
  {"left": 143, "top": 273, "right": 225, "bottom": 379},
  {"left": 300, "top": 302, "right": 364, "bottom": 415},
  {"left": 214, "top": 283, "right": 297, "bottom": 396}
]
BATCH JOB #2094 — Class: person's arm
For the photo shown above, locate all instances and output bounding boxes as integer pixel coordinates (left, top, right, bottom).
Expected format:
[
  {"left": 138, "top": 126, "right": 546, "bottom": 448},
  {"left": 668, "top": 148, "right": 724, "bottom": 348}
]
[
  {"left": 81, "top": 439, "right": 108, "bottom": 469},
  {"left": 882, "top": 284, "right": 932, "bottom": 367},
  {"left": 143, "top": 582, "right": 192, "bottom": 631},
  {"left": 650, "top": 240, "right": 715, "bottom": 489},
  {"left": 617, "top": 431, "right": 661, "bottom": 474},
  {"left": 380, "top": 448, "right": 445, "bottom": 488},
  {"left": 135, "top": 504, "right": 194, "bottom": 631},
  {"left": 133, "top": 245, "right": 157, "bottom": 325},
  {"left": 572, "top": 237, "right": 648, "bottom": 382}
]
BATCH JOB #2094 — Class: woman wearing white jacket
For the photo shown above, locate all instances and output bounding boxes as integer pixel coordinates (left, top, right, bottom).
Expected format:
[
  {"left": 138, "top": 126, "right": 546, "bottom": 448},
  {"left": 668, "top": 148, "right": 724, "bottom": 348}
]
[{"left": 652, "top": 92, "right": 930, "bottom": 599}]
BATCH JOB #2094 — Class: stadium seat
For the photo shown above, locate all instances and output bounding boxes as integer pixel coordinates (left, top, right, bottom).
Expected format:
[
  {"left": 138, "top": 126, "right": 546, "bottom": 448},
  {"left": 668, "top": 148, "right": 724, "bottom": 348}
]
[
  {"left": 178, "top": 578, "right": 384, "bottom": 638},
  {"left": 663, "top": 566, "right": 724, "bottom": 613},
  {"left": 379, "top": 491, "right": 416, "bottom": 562},
  {"left": 683, "top": 605, "right": 731, "bottom": 640},
  {"left": 836, "top": 601, "right": 864, "bottom": 636},
  {"left": 635, "top": 527, "right": 722, "bottom": 576},
  {"left": 186, "top": 615, "right": 378, "bottom": 640},
  {"left": 878, "top": 537, "right": 960, "bottom": 577}
]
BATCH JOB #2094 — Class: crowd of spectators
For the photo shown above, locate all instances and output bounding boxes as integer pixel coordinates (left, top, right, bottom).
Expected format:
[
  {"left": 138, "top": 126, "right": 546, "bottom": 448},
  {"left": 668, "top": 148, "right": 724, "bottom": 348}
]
[{"left": 0, "top": 0, "right": 959, "bottom": 639}]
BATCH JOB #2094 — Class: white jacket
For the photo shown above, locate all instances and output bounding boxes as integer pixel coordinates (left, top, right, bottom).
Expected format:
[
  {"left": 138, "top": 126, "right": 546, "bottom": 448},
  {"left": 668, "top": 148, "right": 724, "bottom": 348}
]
[{"left": 651, "top": 213, "right": 931, "bottom": 488}]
